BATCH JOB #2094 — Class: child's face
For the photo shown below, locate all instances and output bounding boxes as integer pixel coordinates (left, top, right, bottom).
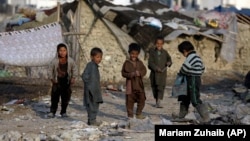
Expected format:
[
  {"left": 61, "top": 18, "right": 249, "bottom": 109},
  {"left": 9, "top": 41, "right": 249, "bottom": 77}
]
[
  {"left": 91, "top": 53, "right": 103, "bottom": 64},
  {"left": 129, "top": 50, "right": 139, "bottom": 61},
  {"left": 182, "top": 50, "right": 188, "bottom": 57},
  {"left": 58, "top": 47, "right": 67, "bottom": 58},
  {"left": 155, "top": 39, "right": 164, "bottom": 50}
]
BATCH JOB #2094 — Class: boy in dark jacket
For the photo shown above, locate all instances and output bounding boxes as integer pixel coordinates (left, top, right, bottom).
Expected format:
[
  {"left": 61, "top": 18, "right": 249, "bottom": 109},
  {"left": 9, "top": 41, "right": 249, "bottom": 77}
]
[
  {"left": 148, "top": 36, "right": 172, "bottom": 108},
  {"left": 177, "top": 41, "right": 210, "bottom": 123},
  {"left": 82, "top": 47, "right": 103, "bottom": 126},
  {"left": 121, "top": 43, "right": 147, "bottom": 119}
]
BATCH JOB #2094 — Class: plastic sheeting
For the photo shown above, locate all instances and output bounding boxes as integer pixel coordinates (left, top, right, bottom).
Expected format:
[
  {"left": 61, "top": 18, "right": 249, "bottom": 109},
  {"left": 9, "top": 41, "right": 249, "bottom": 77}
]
[
  {"left": 0, "top": 22, "right": 63, "bottom": 66},
  {"left": 220, "top": 12, "right": 238, "bottom": 63},
  {"left": 164, "top": 11, "right": 238, "bottom": 62}
]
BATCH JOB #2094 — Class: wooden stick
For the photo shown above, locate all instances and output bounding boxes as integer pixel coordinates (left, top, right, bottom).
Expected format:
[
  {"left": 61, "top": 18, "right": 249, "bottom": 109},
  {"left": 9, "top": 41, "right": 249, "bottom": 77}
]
[
  {"left": 241, "top": 14, "right": 250, "bottom": 23},
  {"left": 237, "top": 18, "right": 248, "bottom": 24},
  {"left": 197, "top": 32, "right": 224, "bottom": 42},
  {"left": 237, "top": 14, "right": 250, "bottom": 25},
  {"left": 57, "top": 2, "right": 60, "bottom": 22},
  {"left": 63, "top": 32, "right": 86, "bottom": 36},
  {"left": 75, "top": 0, "right": 81, "bottom": 73}
]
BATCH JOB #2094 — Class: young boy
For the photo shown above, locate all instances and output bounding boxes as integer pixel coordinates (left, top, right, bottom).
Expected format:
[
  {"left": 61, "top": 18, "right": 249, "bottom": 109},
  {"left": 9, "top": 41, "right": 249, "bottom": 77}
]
[
  {"left": 82, "top": 47, "right": 103, "bottom": 126},
  {"left": 148, "top": 36, "right": 172, "bottom": 108},
  {"left": 48, "top": 43, "right": 78, "bottom": 118},
  {"left": 177, "top": 41, "right": 210, "bottom": 123},
  {"left": 121, "top": 43, "right": 147, "bottom": 119}
]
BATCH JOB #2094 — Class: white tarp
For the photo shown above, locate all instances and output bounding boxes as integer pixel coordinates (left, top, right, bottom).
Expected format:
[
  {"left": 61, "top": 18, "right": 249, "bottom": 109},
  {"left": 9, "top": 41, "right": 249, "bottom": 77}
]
[{"left": 0, "top": 22, "right": 63, "bottom": 66}]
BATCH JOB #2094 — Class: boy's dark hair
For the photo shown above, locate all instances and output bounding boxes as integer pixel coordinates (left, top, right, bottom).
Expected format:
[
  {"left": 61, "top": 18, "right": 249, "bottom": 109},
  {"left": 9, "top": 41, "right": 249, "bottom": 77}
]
[
  {"left": 128, "top": 43, "right": 141, "bottom": 53},
  {"left": 178, "top": 41, "right": 194, "bottom": 54},
  {"left": 57, "top": 43, "right": 67, "bottom": 51},
  {"left": 90, "top": 47, "right": 103, "bottom": 56},
  {"left": 155, "top": 35, "right": 164, "bottom": 43}
]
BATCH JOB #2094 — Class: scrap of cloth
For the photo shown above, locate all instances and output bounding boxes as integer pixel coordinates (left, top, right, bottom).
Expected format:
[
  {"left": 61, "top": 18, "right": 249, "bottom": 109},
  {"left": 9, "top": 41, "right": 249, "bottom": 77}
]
[{"left": 0, "top": 22, "right": 63, "bottom": 66}]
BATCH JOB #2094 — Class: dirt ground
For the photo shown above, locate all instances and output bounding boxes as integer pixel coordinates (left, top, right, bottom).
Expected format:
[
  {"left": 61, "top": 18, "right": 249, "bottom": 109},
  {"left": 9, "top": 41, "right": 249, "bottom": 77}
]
[{"left": 0, "top": 71, "right": 244, "bottom": 140}]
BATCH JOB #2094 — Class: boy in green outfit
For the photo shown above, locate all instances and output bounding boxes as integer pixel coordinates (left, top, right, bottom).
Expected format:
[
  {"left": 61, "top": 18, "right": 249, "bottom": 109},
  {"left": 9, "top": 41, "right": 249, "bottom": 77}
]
[{"left": 148, "top": 36, "right": 172, "bottom": 108}]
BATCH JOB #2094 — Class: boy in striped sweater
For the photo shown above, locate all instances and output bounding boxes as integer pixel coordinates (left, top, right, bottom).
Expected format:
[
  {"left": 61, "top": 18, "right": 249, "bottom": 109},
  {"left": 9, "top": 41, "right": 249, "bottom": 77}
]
[{"left": 177, "top": 41, "right": 210, "bottom": 123}]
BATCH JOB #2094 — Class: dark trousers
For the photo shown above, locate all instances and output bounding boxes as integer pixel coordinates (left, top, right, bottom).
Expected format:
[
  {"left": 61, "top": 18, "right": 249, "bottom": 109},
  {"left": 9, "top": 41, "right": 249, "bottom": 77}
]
[
  {"left": 151, "top": 85, "right": 165, "bottom": 100},
  {"left": 126, "top": 92, "right": 146, "bottom": 117},
  {"left": 178, "top": 76, "right": 202, "bottom": 108},
  {"left": 50, "top": 84, "right": 71, "bottom": 115},
  {"left": 86, "top": 99, "right": 100, "bottom": 124}
]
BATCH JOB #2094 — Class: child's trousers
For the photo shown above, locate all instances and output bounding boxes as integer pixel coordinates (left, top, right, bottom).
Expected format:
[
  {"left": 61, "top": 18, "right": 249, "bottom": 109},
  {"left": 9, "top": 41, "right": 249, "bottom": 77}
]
[
  {"left": 126, "top": 92, "right": 146, "bottom": 117},
  {"left": 50, "top": 84, "right": 71, "bottom": 115},
  {"left": 151, "top": 85, "right": 165, "bottom": 100},
  {"left": 86, "top": 101, "right": 100, "bottom": 124}
]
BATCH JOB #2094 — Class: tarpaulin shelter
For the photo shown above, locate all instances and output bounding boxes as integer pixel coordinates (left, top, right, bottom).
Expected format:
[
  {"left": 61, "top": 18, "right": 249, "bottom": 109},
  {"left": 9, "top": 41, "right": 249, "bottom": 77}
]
[{"left": 87, "top": 0, "right": 238, "bottom": 62}]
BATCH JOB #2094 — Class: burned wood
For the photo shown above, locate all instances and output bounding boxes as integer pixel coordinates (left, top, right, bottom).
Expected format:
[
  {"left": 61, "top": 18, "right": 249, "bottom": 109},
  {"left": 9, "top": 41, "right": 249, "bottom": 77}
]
[
  {"left": 197, "top": 32, "right": 224, "bottom": 43},
  {"left": 237, "top": 14, "right": 250, "bottom": 25}
]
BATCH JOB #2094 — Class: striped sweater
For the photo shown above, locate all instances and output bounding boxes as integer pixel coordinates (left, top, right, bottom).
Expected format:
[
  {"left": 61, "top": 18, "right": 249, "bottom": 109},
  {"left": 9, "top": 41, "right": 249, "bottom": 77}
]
[{"left": 180, "top": 51, "right": 205, "bottom": 76}]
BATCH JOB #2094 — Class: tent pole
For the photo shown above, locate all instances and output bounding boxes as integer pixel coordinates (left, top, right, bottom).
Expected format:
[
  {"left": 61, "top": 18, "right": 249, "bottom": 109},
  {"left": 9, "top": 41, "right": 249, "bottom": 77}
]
[{"left": 57, "top": 2, "right": 60, "bottom": 22}]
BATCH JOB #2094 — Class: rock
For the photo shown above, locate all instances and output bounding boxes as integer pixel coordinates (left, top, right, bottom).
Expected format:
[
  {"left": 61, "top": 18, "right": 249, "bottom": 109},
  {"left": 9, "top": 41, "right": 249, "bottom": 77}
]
[
  {"left": 241, "top": 115, "right": 250, "bottom": 124},
  {"left": 70, "top": 121, "right": 88, "bottom": 129},
  {"left": 232, "top": 84, "right": 248, "bottom": 98},
  {"left": 128, "top": 118, "right": 154, "bottom": 131},
  {"left": 185, "top": 112, "right": 197, "bottom": 120},
  {"left": 234, "top": 104, "right": 250, "bottom": 120},
  {"left": 243, "top": 91, "right": 250, "bottom": 102},
  {"left": 118, "top": 85, "right": 125, "bottom": 92},
  {"left": 160, "top": 117, "right": 173, "bottom": 125},
  {"left": 49, "top": 135, "right": 63, "bottom": 141},
  {"left": 6, "top": 131, "right": 22, "bottom": 140},
  {"left": 22, "top": 133, "right": 40, "bottom": 141},
  {"left": 110, "top": 122, "right": 118, "bottom": 128},
  {"left": 209, "top": 113, "right": 221, "bottom": 120}
]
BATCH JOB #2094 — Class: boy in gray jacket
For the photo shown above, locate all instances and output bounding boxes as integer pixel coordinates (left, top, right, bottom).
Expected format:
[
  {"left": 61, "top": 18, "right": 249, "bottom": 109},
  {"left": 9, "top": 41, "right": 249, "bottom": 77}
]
[
  {"left": 48, "top": 43, "right": 78, "bottom": 118},
  {"left": 82, "top": 47, "right": 103, "bottom": 126}
]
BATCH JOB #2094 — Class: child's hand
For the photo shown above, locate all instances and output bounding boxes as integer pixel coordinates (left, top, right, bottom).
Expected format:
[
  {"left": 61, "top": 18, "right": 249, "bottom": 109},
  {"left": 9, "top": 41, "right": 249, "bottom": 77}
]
[
  {"left": 135, "top": 70, "right": 140, "bottom": 76},
  {"left": 166, "top": 62, "right": 172, "bottom": 67},
  {"left": 156, "top": 67, "right": 162, "bottom": 73},
  {"left": 51, "top": 79, "right": 57, "bottom": 84},
  {"left": 130, "top": 72, "right": 136, "bottom": 77}
]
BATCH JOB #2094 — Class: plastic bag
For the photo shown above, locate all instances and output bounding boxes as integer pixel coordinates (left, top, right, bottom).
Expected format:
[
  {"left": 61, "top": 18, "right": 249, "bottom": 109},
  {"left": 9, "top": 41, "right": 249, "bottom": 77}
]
[
  {"left": 139, "top": 16, "right": 162, "bottom": 30},
  {"left": 171, "top": 74, "right": 187, "bottom": 97}
]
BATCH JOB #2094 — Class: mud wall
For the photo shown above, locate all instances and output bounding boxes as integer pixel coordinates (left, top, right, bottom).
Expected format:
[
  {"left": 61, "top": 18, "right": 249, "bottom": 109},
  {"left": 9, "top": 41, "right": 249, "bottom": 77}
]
[
  {"left": 2, "top": 1, "right": 250, "bottom": 84},
  {"left": 78, "top": 1, "right": 250, "bottom": 83}
]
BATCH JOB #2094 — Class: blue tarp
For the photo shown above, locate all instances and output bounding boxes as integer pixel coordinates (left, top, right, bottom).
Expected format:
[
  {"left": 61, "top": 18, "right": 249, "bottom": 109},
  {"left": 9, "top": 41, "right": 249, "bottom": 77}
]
[
  {"left": 238, "top": 8, "right": 250, "bottom": 16},
  {"left": 214, "top": 5, "right": 250, "bottom": 16}
]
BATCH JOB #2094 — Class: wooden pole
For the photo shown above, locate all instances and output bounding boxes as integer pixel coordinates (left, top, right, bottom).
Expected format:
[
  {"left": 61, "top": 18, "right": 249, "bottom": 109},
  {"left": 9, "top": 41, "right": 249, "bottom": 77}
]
[
  {"left": 237, "top": 14, "right": 250, "bottom": 25},
  {"left": 63, "top": 32, "right": 86, "bottom": 36},
  {"left": 75, "top": 0, "right": 81, "bottom": 73},
  {"left": 57, "top": 2, "right": 60, "bottom": 22},
  {"left": 197, "top": 31, "right": 224, "bottom": 43}
]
